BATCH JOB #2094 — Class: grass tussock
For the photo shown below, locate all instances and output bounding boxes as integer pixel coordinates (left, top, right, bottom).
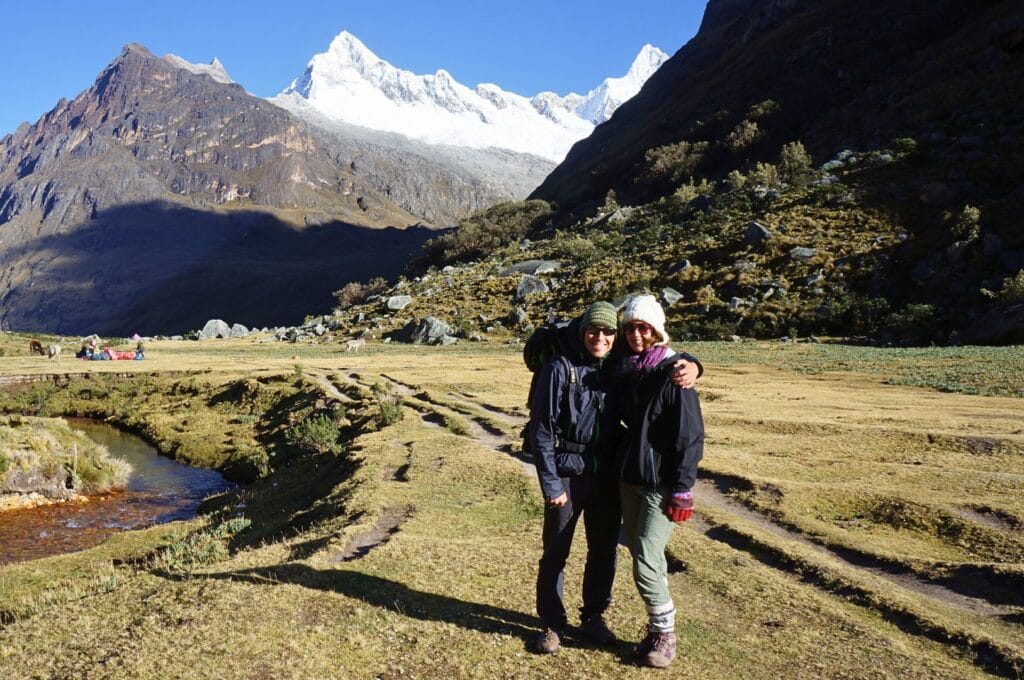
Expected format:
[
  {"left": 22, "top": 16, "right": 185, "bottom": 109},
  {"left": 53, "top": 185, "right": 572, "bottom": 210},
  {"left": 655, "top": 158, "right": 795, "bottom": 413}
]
[{"left": 0, "top": 415, "right": 131, "bottom": 496}]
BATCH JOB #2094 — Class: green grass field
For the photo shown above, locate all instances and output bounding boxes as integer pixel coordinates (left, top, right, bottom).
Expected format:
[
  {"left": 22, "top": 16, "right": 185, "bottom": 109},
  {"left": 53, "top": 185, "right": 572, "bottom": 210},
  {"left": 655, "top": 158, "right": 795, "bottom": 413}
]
[{"left": 0, "top": 335, "right": 1021, "bottom": 678}]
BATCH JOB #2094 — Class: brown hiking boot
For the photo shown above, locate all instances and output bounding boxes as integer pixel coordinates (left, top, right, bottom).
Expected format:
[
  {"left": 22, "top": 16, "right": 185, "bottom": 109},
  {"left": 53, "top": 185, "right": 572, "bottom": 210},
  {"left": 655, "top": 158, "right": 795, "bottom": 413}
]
[
  {"left": 535, "top": 628, "right": 562, "bottom": 654},
  {"left": 579, "top": 614, "right": 617, "bottom": 645},
  {"left": 645, "top": 631, "right": 677, "bottom": 668}
]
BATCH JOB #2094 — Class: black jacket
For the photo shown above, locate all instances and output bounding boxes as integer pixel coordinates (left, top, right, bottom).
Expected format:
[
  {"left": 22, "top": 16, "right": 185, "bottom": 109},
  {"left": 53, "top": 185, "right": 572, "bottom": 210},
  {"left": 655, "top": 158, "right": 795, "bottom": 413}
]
[
  {"left": 528, "top": 335, "right": 623, "bottom": 501},
  {"left": 617, "top": 354, "right": 704, "bottom": 493}
]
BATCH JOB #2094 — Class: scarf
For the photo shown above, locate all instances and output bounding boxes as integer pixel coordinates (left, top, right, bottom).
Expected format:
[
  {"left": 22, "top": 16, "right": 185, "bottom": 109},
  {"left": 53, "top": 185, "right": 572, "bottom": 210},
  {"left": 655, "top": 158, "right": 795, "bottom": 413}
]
[{"left": 623, "top": 344, "right": 671, "bottom": 375}]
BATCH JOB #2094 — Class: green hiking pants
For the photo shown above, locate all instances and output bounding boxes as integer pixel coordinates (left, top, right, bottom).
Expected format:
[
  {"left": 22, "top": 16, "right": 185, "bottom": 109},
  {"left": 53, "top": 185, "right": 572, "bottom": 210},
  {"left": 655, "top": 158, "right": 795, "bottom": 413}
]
[{"left": 619, "top": 481, "right": 675, "bottom": 611}]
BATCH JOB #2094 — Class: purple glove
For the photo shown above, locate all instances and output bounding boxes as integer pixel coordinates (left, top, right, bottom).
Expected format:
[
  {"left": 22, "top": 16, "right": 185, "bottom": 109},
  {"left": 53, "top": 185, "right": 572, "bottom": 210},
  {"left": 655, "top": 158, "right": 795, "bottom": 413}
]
[{"left": 666, "top": 492, "right": 694, "bottom": 523}]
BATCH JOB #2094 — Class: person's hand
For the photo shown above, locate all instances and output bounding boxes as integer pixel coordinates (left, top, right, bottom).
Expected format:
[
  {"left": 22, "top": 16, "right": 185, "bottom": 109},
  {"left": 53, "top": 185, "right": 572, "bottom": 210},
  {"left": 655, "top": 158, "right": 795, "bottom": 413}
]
[
  {"left": 666, "top": 492, "right": 693, "bottom": 522},
  {"left": 548, "top": 492, "right": 568, "bottom": 508},
  {"left": 670, "top": 360, "right": 698, "bottom": 389}
]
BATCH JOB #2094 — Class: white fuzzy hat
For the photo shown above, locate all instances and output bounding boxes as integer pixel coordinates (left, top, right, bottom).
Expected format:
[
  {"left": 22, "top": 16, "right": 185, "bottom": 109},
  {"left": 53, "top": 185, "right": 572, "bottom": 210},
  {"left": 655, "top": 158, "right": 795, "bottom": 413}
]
[{"left": 619, "top": 294, "right": 669, "bottom": 345}]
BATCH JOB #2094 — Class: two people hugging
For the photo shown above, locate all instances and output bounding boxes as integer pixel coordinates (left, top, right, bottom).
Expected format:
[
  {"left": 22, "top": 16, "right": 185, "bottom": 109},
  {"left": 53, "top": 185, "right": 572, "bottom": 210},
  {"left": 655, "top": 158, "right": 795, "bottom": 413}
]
[{"left": 527, "top": 294, "right": 705, "bottom": 669}]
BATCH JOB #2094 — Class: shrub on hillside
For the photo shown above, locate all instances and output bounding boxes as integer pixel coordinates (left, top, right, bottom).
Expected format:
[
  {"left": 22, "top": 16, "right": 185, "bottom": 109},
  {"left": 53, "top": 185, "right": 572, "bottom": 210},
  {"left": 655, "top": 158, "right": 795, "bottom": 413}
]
[
  {"left": 893, "top": 137, "right": 918, "bottom": 155},
  {"left": 778, "top": 141, "right": 814, "bottom": 185},
  {"left": 541, "top": 231, "right": 600, "bottom": 264},
  {"left": 725, "top": 120, "right": 761, "bottom": 150},
  {"left": 410, "top": 200, "right": 553, "bottom": 272},
  {"left": 952, "top": 205, "right": 981, "bottom": 242},
  {"left": 982, "top": 270, "right": 1024, "bottom": 305},
  {"left": 333, "top": 277, "right": 388, "bottom": 309},
  {"left": 285, "top": 413, "right": 342, "bottom": 455},
  {"left": 748, "top": 162, "right": 781, "bottom": 187},
  {"left": 645, "top": 140, "right": 709, "bottom": 183}
]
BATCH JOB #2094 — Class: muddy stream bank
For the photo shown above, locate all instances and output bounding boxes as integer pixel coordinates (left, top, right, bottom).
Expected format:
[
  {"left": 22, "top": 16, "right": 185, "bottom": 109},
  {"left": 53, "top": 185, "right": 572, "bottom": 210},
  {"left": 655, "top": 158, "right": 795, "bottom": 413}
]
[{"left": 0, "top": 419, "right": 233, "bottom": 565}]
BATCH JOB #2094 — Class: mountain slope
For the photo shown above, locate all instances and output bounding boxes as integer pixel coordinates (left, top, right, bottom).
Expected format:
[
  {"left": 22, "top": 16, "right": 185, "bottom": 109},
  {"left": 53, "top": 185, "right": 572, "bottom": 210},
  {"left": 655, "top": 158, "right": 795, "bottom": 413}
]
[{"left": 532, "top": 0, "right": 1024, "bottom": 223}]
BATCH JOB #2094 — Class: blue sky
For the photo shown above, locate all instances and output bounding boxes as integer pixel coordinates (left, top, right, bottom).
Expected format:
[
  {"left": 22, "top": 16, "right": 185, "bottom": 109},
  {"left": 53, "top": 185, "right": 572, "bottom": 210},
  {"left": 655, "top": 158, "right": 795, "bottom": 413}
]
[{"left": 0, "top": 0, "right": 706, "bottom": 136}]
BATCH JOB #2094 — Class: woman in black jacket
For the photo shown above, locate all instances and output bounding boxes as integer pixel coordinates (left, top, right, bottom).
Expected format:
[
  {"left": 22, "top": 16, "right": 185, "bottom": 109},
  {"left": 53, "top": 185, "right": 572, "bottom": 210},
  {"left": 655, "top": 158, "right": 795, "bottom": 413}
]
[{"left": 616, "top": 294, "right": 704, "bottom": 669}]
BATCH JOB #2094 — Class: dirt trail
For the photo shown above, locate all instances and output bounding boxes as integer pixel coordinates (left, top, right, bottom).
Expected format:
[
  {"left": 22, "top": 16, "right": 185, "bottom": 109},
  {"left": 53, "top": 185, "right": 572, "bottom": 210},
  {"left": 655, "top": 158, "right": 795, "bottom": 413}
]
[
  {"left": 692, "top": 479, "right": 1017, "bottom": 619},
  {"left": 307, "top": 370, "right": 355, "bottom": 402},
  {"left": 373, "top": 374, "right": 536, "bottom": 479}
]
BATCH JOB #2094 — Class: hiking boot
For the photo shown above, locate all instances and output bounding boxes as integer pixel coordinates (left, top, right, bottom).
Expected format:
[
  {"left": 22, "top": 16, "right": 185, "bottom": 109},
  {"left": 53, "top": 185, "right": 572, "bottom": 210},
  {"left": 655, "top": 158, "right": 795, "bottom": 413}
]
[
  {"left": 535, "top": 628, "right": 562, "bottom": 654},
  {"left": 644, "top": 631, "right": 677, "bottom": 668},
  {"left": 579, "top": 614, "right": 617, "bottom": 645},
  {"left": 632, "top": 628, "right": 658, "bottom": 657}
]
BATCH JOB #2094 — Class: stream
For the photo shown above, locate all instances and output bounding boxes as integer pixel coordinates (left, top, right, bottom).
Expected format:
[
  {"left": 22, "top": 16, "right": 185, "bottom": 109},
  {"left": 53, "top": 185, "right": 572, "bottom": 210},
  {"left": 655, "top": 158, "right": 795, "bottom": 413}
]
[{"left": 0, "top": 419, "right": 234, "bottom": 565}]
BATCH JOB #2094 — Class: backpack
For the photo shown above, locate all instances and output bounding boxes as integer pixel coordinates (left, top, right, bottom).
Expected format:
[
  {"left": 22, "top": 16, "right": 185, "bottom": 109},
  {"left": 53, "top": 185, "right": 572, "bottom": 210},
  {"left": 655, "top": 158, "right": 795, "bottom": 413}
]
[
  {"left": 523, "top": 318, "right": 580, "bottom": 403},
  {"left": 522, "top": 319, "right": 580, "bottom": 456}
]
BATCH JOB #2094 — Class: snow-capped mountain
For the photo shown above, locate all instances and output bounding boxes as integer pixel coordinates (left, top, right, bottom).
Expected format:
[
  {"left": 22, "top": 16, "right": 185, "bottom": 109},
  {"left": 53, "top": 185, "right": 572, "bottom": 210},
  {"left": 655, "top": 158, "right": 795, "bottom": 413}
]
[
  {"left": 273, "top": 31, "right": 667, "bottom": 163},
  {"left": 574, "top": 44, "right": 668, "bottom": 124},
  {"left": 163, "top": 54, "right": 233, "bottom": 84}
]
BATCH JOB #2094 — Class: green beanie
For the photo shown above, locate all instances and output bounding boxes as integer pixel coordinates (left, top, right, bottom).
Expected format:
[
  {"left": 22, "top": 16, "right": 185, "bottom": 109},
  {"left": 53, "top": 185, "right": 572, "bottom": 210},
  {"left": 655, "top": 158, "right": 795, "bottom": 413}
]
[{"left": 580, "top": 301, "right": 618, "bottom": 336}]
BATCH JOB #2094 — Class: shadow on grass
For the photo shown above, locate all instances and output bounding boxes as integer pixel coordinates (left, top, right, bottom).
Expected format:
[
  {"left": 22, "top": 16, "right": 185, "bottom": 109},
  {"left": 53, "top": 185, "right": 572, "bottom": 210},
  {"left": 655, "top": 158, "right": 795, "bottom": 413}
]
[{"left": 170, "top": 564, "right": 547, "bottom": 643}]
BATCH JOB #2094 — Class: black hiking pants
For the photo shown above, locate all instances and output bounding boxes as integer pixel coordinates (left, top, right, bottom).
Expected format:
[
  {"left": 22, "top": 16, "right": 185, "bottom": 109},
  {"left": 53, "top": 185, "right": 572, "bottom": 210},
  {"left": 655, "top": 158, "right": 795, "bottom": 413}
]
[{"left": 536, "top": 472, "right": 621, "bottom": 629}]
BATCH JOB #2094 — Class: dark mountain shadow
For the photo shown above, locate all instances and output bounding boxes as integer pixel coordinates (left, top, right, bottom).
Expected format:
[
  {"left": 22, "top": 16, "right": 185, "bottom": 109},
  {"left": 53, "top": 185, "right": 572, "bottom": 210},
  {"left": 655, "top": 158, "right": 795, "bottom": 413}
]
[{"left": 0, "top": 201, "right": 435, "bottom": 335}]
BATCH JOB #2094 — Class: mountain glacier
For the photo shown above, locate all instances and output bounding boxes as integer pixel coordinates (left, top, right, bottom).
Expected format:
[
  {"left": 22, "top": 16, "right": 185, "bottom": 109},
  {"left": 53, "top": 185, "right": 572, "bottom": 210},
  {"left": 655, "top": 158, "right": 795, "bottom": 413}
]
[{"left": 273, "top": 31, "right": 668, "bottom": 162}]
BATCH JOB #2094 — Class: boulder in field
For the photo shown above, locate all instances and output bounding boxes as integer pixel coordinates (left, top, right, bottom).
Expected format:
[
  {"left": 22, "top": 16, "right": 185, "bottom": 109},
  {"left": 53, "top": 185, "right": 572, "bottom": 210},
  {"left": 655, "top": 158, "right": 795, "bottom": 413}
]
[{"left": 199, "top": 319, "right": 231, "bottom": 340}]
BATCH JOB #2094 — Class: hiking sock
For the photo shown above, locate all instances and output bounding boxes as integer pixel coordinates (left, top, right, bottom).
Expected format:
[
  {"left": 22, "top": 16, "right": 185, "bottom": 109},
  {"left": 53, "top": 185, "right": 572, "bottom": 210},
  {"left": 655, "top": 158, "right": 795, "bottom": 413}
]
[{"left": 646, "top": 600, "right": 676, "bottom": 632}]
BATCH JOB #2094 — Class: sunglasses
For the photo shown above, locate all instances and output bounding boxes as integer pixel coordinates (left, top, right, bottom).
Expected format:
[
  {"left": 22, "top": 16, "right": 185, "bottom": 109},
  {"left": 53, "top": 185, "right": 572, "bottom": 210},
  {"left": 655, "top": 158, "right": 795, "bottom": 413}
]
[
  {"left": 624, "top": 322, "right": 653, "bottom": 336},
  {"left": 584, "top": 327, "right": 617, "bottom": 338}
]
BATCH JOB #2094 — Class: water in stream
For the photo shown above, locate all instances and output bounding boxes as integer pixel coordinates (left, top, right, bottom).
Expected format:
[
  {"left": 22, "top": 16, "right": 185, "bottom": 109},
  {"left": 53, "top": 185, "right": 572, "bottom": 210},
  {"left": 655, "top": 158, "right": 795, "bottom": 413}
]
[{"left": 0, "top": 419, "right": 234, "bottom": 564}]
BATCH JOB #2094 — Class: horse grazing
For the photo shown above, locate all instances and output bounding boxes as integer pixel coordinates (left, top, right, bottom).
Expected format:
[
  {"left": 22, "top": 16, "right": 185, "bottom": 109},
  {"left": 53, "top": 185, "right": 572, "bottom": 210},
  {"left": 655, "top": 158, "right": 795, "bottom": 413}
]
[
  {"left": 47, "top": 344, "right": 62, "bottom": 362},
  {"left": 28, "top": 339, "right": 45, "bottom": 356}
]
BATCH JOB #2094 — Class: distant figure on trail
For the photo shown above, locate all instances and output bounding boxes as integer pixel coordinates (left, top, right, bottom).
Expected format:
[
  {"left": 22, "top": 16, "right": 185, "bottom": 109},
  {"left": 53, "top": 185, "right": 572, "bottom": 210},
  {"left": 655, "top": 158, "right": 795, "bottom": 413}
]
[
  {"left": 615, "top": 294, "right": 704, "bottom": 669},
  {"left": 135, "top": 340, "right": 145, "bottom": 359}
]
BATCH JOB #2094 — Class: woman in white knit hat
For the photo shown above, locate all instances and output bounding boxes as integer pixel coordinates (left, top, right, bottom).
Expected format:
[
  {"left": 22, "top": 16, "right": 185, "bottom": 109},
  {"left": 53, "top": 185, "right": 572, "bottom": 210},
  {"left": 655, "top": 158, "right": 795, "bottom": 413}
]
[{"left": 615, "top": 293, "right": 704, "bottom": 669}]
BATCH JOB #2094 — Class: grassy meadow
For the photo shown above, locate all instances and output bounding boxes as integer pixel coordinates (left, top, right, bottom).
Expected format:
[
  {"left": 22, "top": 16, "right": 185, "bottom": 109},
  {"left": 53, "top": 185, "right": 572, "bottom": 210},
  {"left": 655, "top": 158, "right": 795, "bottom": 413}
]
[{"left": 0, "top": 335, "right": 1021, "bottom": 678}]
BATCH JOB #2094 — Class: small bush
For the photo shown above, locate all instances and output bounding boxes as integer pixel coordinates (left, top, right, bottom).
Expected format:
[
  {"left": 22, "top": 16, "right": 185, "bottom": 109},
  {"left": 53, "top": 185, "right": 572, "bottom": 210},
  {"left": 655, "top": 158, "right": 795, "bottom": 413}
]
[
  {"left": 725, "top": 120, "right": 761, "bottom": 150},
  {"left": 333, "top": 277, "right": 389, "bottom": 309},
  {"left": 542, "top": 232, "right": 600, "bottom": 264},
  {"left": 674, "top": 178, "right": 715, "bottom": 204},
  {"left": 982, "top": 270, "right": 1024, "bottom": 305},
  {"left": 893, "top": 137, "right": 918, "bottom": 154},
  {"left": 747, "top": 99, "right": 780, "bottom": 119},
  {"left": 645, "top": 140, "right": 709, "bottom": 182},
  {"left": 411, "top": 200, "right": 554, "bottom": 272},
  {"left": 778, "top": 141, "right": 814, "bottom": 184},
  {"left": 748, "top": 162, "right": 781, "bottom": 187},
  {"left": 285, "top": 413, "right": 342, "bottom": 455},
  {"left": 0, "top": 453, "right": 9, "bottom": 475},
  {"left": 727, "top": 169, "right": 747, "bottom": 189},
  {"left": 371, "top": 383, "right": 405, "bottom": 427},
  {"left": 952, "top": 205, "right": 981, "bottom": 242}
]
